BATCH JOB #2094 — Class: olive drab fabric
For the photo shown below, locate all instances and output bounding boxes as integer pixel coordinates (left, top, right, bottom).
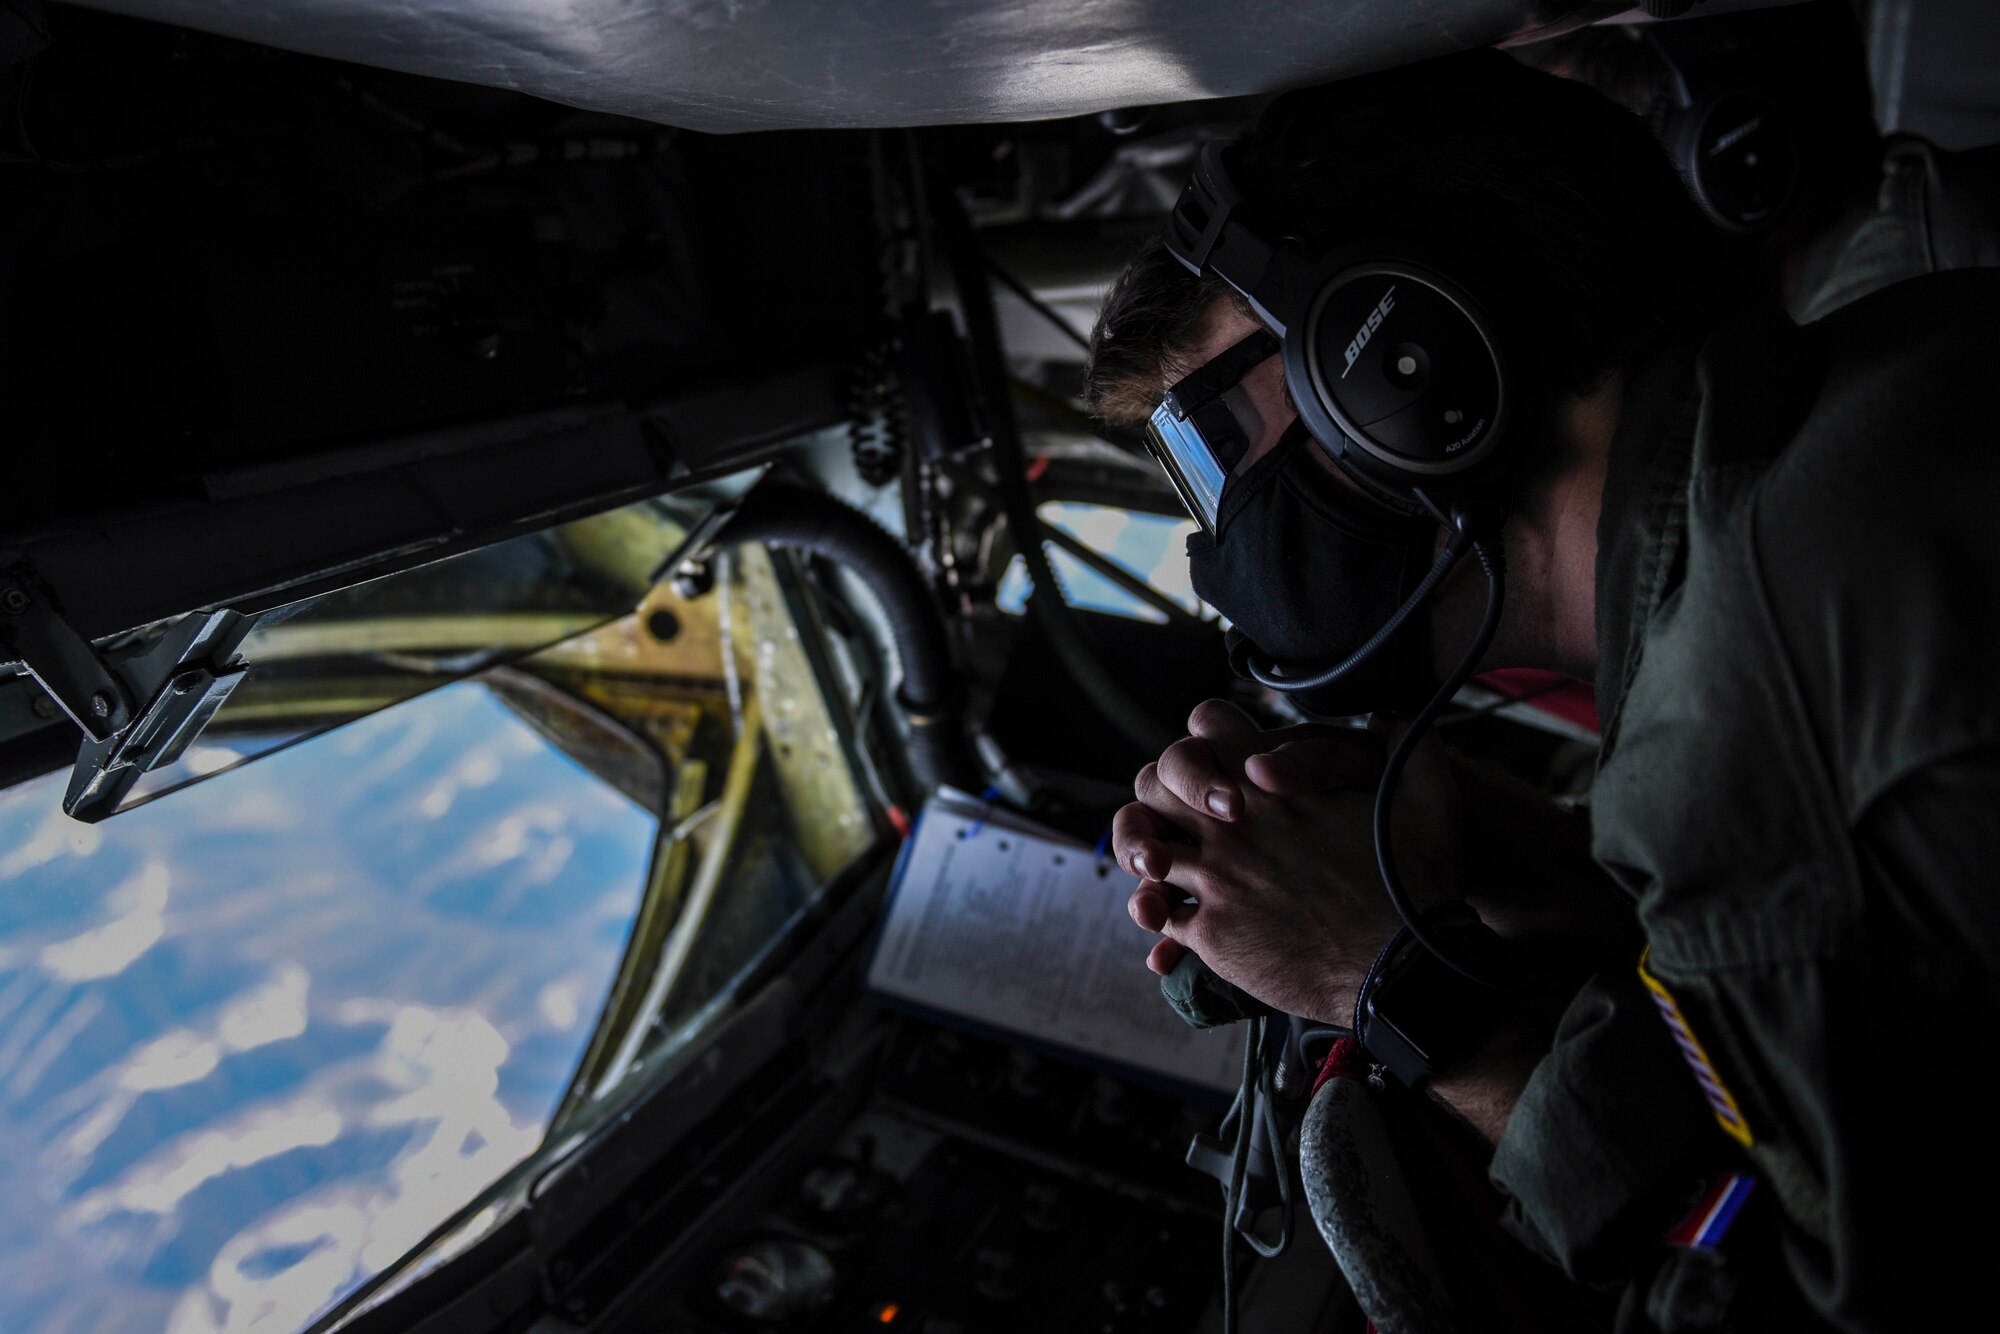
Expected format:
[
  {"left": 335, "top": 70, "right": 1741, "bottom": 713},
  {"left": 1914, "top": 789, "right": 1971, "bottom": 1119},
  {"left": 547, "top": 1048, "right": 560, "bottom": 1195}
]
[{"left": 1489, "top": 270, "right": 2000, "bottom": 1333}]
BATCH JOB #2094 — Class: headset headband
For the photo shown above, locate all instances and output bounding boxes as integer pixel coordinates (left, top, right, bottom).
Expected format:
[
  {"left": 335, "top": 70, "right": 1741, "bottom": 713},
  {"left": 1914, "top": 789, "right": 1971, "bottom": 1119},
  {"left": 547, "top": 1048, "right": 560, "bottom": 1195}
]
[
  {"left": 1165, "top": 141, "right": 1316, "bottom": 338},
  {"left": 1161, "top": 138, "right": 1513, "bottom": 500}
]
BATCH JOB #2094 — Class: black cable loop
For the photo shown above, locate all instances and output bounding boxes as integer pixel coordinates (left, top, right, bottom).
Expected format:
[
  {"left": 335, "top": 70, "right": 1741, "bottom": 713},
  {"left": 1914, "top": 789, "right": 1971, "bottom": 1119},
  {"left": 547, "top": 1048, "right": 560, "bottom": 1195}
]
[
  {"left": 1245, "top": 528, "right": 1474, "bottom": 693},
  {"left": 1219, "top": 1014, "right": 1261, "bottom": 1334},
  {"left": 1244, "top": 1025, "right": 1293, "bottom": 1260},
  {"left": 1371, "top": 538, "right": 1516, "bottom": 990}
]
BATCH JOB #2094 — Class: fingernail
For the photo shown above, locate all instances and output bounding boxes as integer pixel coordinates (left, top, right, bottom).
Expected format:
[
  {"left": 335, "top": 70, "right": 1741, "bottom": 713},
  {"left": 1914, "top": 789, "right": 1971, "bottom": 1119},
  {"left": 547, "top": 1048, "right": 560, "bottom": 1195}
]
[
  {"left": 1131, "top": 850, "right": 1152, "bottom": 879},
  {"left": 1206, "top": 789, "right": 1235, "bottom": 819}
]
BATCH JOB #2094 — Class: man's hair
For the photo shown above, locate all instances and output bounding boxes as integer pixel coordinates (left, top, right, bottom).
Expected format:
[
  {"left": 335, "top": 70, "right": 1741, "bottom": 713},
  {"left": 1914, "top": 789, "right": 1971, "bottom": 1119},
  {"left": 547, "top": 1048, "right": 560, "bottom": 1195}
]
[{"left": 1084, "top": 50, "right": 1736, "bottom": 426}]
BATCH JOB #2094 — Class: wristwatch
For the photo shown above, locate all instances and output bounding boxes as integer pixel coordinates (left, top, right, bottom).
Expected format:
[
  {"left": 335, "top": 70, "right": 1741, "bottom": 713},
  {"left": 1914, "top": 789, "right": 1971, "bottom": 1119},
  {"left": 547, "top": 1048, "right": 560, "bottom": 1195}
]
[{"left": 1356, "top": 906, "right": 1516, "bottom": 1086}]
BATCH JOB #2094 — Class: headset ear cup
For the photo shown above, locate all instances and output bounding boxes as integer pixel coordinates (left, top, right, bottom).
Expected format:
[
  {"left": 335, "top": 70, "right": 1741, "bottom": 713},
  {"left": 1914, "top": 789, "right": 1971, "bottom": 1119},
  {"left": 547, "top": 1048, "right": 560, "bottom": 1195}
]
[
  {"left": 1642, "top": 25, "right": 1799, "bottom": 235},
  {"left": 1284, "top": 250, "right": 1511, "bottom": 498},
  {"left": 1688, "top": 91, "right": 1798, "bottom": 233}
]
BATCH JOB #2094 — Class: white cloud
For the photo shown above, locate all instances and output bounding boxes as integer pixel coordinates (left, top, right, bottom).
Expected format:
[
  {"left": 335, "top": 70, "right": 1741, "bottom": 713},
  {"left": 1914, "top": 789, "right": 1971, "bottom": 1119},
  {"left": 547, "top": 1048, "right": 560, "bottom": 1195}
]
[
  {"left": 217, "top": 965, "right": 310, "bottom": 1053},
  {"left": 40, "top": 860, "right": 170, "bottom": 982},
  {"left": 5, "top": 992, "right": 105, "bottom": 1101},
  {"left": 456, "top": 748, "right": 503, "bottom": 788},
  {"left": 76, "top": 1097, "right": 344, "bottom": 1221},
  {"left": 201, "top": 1201, "right": 368, "bottom": 1334},
  {"left": 121, "top": 1031, "right": 222, "bottom": 1093},
  {"left": 183, "top": 746, "right": 242, "bottom": 777},
  {"left": 537, "top": 979, "right": 583, "bottom": 1032},
  {"left": 210, "top": 789, "right": 299, "bottom": 833},
  {"left": 417, "top": 780, "right": 454, "bottom": 820},
  {"left": 0, "top": 800, "right": 102, "bottom": 879}
]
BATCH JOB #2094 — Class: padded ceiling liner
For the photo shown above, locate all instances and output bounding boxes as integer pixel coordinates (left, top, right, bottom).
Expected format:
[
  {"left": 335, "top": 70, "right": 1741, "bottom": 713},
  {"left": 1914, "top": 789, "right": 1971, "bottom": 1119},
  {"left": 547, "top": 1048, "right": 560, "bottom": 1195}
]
[{"left": 74, "top": 0, "right": 1664, "bottom": 133}]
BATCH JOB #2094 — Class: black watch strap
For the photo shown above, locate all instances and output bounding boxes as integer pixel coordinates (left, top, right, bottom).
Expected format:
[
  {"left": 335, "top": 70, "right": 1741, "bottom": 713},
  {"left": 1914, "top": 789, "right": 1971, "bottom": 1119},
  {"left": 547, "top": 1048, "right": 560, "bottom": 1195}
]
[{"left": 1356, "top": 905, "right": 1516, "bottom": 1086}]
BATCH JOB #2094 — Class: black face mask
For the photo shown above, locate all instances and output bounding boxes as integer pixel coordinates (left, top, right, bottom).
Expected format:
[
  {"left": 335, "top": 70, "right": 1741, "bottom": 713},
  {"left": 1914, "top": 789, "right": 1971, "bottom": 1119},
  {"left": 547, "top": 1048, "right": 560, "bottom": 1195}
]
[{"left": 1188, "top": 420, "right": 1439, "bottom": 714}]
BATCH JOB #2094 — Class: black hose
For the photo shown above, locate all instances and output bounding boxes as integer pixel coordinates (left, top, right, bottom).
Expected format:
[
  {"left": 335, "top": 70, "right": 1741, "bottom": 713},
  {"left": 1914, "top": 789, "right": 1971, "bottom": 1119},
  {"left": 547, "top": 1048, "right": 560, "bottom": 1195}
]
[
  {"left": 712, "top": 480, "right": 978, "bottom": 795},
  {"left": 934, "top": 185, "right": 1178, "bottom": 757}
]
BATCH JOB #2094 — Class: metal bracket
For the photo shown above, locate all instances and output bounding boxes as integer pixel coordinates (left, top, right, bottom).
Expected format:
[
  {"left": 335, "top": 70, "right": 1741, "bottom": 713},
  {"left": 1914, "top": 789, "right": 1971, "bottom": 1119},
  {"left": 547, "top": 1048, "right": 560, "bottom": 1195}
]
[
  {"left": 0, "top": 573, "right": 132, "bottom": 744},
  {"left": 0, "top": 567, "right": 252, "bottom": 822}
]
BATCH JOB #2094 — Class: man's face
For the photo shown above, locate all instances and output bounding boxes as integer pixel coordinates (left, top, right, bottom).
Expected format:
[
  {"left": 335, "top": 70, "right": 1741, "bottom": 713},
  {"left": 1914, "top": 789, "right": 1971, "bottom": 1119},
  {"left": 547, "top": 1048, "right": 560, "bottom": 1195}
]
[
  {"left": 1173, "top": 299, "right": 1399, "bottom": 505},
  {"left": 1167, "top": 296, "right": 1492, "bottom": 687}
]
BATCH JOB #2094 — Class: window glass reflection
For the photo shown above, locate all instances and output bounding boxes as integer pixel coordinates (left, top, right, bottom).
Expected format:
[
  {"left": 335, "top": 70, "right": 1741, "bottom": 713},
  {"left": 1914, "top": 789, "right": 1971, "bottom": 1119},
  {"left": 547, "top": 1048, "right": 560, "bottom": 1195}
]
[
  {"left": 0, "top": 680, "right": 658, "bottom": 1333},
  {"left": 0, "top": 533, "right": 880, "bottom": 1334}
]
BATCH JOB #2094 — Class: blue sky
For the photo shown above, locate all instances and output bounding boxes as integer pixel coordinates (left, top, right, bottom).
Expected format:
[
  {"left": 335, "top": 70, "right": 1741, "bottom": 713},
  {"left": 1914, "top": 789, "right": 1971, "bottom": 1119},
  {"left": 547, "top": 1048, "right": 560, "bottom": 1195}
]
[{"left": 0, "top": 681, "right": 656, "bottom": 1333}]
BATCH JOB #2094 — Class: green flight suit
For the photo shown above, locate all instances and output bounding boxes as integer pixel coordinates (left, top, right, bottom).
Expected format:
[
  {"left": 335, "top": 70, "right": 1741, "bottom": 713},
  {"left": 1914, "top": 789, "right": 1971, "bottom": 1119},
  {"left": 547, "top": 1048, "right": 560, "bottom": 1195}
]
[{"left": 1488, "top": 269, "right": 2000, "bottom": 1332}]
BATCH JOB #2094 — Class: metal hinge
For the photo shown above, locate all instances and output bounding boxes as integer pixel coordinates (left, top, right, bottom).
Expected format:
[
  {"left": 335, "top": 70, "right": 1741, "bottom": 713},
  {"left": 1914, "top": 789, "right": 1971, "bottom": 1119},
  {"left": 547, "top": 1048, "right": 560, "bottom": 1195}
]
[{"left": 1, "top": 568, "right": 251, "bottom": 822}]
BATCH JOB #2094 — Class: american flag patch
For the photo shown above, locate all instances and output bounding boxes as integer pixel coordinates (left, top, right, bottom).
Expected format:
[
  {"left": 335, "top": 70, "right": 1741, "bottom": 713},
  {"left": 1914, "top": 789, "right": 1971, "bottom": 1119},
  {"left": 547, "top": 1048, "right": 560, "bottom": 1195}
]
[
  {"left": 1665, "top": 1172, "right": 1757, "bottom": 1250},
  {"left": 1638, "top": 951, "right": 1754, "bottom": 1147}
]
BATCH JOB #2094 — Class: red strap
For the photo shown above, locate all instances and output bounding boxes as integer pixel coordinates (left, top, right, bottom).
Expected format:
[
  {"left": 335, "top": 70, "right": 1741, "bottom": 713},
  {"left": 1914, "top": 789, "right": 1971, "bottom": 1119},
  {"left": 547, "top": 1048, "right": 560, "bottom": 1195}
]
[
  {"left": 1311, "top": 1036, "right": 1368, "bottom": 1099},
  {"left": 1474, "top": 668, "right": 1600, "bottom": 734}
]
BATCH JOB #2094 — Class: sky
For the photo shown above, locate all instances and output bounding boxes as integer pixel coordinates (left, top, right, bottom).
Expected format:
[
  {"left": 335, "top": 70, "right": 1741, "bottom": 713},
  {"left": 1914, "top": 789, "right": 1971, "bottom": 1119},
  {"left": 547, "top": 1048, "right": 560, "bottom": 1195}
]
[
  {"left": 0, "top": 681, "right": 656, "bottom": 1334},
  {"left": 997, "top": 502, "right": 1206, "bottom": 622}
]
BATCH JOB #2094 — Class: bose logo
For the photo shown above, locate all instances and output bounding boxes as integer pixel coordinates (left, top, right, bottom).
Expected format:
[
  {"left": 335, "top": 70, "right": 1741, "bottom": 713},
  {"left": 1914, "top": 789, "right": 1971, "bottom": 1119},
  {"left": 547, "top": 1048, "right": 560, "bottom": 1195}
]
[
  {"left": 1341, "top": 286, "right": 1397, "bottom": 378},
  {"left": 1709, "top": 115, "right": 1764, "bottom": 158}
]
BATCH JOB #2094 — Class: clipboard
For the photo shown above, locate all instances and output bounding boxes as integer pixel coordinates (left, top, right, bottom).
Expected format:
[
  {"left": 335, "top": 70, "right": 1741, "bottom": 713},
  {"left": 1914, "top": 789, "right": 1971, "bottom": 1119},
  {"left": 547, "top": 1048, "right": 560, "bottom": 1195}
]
[{"left": 867, "top": 789, "right": 1247, "bottom": 1097}]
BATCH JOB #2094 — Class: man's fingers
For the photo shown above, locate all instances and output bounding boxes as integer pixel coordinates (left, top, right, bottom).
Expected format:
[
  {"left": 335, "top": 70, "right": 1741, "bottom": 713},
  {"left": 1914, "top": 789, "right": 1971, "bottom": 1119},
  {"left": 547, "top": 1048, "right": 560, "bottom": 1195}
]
[
  {"left": 1185, "top": 698, "right": 1262, "bottom": 745},
  {"left": 1168, "top": 699, "right": 1275, "bottom": 819},
  {"left": 1128, "top": 882, "right": 1173, "bottom": 933},
  {"left": 1146, "top": 937, "right": 1187, "bottom": 977},
  {"left": 1134, "top": 761, "right": 1211, "bottom": 828},
  {"left": 1244, "top": 730, "right": 1387, "bottom": 795},
  {"left": 1155, "top": 735, "right": 1243, "bottom": 821},
  {"left": 1110, "top": 801, "right": 1181, "bottom": 882},
  {"left": 1128, "top": 772, "right": 1229, "bottom": 897},
  {"left": 1147, "top": 896, "right": 1203, "bottom": 978}
]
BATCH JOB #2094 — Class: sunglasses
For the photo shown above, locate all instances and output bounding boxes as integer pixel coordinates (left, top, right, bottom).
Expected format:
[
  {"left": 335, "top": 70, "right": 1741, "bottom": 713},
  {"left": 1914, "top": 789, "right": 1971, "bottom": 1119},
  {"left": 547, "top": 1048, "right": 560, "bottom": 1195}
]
[{"left": 1142, "top": 329, "right": 1280, "bottom": 535}]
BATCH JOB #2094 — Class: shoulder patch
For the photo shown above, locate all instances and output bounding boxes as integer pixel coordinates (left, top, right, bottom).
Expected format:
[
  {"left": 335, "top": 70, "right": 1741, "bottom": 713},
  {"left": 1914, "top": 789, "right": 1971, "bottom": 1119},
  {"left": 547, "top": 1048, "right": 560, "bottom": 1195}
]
[
  {"left": 1639, "top": 950, "right": 1754, "bottom": 1147},
  {"left": 1665, "top": 1172, "right": 1757, "bottom": 1250}
]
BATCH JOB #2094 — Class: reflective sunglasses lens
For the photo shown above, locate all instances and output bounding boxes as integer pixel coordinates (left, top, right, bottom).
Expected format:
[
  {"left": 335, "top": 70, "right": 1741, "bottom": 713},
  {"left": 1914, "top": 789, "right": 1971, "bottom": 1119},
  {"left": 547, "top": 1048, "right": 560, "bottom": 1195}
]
[{"left": 1145, "top": 403, "right": 1227, "bottom": 534}]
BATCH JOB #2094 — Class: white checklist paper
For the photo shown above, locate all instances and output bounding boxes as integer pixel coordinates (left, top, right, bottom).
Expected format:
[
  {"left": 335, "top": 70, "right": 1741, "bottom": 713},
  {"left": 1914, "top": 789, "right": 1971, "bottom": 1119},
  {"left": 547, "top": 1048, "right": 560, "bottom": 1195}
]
[{"left": 867, "top": 790, "right": 1247, "bottom": 1094}]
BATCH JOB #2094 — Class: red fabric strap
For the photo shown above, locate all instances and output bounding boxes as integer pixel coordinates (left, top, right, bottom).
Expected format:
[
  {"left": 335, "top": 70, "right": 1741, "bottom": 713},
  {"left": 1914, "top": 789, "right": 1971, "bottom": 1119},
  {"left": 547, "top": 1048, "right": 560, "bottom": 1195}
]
[{"left": 1311, "top": 1035, "right": 1368, "bottom": 1099}]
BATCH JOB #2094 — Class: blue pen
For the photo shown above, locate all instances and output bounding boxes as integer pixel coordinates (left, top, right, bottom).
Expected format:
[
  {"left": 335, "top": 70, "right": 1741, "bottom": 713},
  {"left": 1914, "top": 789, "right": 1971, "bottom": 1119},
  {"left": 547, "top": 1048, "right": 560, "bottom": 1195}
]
[{"left": 961, "top": 786, "right": 1003, "bottom": 839}]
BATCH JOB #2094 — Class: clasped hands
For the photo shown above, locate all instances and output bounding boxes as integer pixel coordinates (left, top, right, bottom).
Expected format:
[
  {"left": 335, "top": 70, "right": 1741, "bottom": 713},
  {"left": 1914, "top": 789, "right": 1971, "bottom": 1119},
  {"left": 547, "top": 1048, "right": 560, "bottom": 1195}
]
[{"left": 1111, "top": 699, "right": 1465, "bottom": 1028}]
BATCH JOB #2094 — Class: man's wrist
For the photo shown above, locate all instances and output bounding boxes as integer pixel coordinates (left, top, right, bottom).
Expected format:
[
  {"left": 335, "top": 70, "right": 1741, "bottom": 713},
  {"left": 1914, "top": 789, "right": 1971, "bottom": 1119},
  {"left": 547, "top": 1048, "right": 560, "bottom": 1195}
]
[
  {"left": 1352, "top": 905, "right": 1532, "bottom": 1087},
  {"left": 1312, "top": 924, "right": 1404, "bottom": 1029},
  {"left": 1424, "top": 1002, "right": 1556, "bottom": 1143}
]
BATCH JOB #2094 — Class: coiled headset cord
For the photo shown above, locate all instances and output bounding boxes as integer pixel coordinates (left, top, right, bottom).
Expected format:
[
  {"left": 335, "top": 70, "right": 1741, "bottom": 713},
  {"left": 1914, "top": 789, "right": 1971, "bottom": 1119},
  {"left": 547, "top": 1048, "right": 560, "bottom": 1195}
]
[
  {"left": 1221, "top": 526, "right": 1512, "bottom": 1330},
  {"left": 1374, "top": 538, "right": 1510, "bottom": 989},
  {"left": 1242, "top": 526, "right": 1477, "bottom": 694},
  {"left": 1246, "top": 520, "right": 1514, "bottom": 990}
]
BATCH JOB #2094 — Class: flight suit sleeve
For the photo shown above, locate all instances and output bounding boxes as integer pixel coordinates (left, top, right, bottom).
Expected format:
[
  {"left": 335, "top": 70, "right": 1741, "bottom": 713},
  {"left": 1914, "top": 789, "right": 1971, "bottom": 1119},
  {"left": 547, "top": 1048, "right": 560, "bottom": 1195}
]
[
  {"left": 1496, "top": 747, "right": 2000, "bottom": 1332},
  {"left": 1487, "top": 972, "right": 1721, "bottom": 1284},
  {"left": 1785, "top": 744, "right": 2000, "bottom": 1329}
]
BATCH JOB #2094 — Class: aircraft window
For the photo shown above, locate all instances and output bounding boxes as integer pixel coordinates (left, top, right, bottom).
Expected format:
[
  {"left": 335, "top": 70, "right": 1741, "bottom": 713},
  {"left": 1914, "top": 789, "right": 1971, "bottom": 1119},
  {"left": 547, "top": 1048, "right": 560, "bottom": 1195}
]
[
  {"left": 996, "top": 502, "right": 1214, "bottom": 624},
  {"left": 63, "top": 489, "right": 734, "bottom": 820},
  {"left": 0, "top": 541, "right": 877, "bottom": 1333},
  {"left": 0, "top": 678, "right": 659, "bottom": 1332}
]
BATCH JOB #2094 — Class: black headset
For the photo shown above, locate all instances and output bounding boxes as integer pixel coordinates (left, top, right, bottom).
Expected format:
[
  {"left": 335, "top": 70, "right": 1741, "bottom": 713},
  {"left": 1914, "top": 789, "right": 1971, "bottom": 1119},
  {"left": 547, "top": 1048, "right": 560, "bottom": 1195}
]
[
  {"left": 1162, "top": 139, "right": 1515, "bottom": 693},
  {"left": 1164, "top": 141, "right": 1514, "bottom": 518},
  {"left": 1644, "top": 23, "right": 1800, "bottom": 235},
  {"left": 1158, "top": 140, "right": 1533, "bottom": 1000}
]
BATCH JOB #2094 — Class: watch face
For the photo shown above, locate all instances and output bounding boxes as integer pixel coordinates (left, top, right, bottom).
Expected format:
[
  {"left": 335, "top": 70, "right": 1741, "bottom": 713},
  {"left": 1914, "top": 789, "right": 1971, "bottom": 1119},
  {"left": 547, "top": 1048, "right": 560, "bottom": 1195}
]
[{"left": 1364, "top": 943, "right": 1504, "bottom": 1084}]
